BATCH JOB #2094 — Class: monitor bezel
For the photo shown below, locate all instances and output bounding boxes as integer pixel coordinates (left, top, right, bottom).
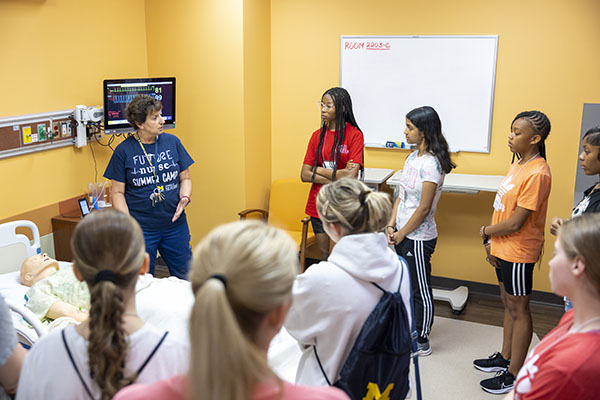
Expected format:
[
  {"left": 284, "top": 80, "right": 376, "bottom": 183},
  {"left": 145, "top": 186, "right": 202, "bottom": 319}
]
[{"left": 103, "top": 77, "right": 176, "bottom": 135}]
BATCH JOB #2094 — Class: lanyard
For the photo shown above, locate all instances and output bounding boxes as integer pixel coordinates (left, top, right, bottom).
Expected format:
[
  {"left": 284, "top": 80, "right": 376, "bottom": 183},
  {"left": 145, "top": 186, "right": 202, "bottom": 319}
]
[{"left": 135, "top": 134, "right": 165, "bottom": 206}]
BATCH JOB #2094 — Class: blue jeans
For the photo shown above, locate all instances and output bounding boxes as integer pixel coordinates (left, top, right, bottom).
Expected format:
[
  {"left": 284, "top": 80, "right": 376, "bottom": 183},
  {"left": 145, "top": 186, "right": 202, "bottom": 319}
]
[{"left": 143, "top": 221, "right": 192, "bottom": 280}]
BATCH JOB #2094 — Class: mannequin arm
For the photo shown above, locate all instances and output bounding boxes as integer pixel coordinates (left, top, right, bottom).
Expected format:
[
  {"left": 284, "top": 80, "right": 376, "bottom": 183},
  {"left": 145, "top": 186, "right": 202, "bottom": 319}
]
[{"left": 46, "top": 301, "right": 88, "bottom": 323}]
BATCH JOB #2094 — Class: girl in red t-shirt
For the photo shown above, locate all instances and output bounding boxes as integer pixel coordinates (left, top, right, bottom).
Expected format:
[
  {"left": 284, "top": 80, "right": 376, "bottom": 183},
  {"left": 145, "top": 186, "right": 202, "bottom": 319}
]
[
  {"left": 510, "top": 213, "right": 600, "bottom": 399},
  {"left": 301, "top": 87, "right": 364, "bottom": 259},
  {"left": 475, "top": 111, "right": 552, "bottom": 395}
]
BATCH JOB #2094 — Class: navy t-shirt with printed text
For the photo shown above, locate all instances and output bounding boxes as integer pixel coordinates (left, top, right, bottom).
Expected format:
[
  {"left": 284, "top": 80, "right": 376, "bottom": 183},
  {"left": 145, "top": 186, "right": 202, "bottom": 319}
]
[{"left": 104, "top": 133, "right": 194, "bottom": 231}]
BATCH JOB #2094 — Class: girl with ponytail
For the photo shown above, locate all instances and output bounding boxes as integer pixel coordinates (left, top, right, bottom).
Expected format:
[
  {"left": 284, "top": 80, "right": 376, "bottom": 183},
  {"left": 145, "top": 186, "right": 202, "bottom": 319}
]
[
  {"left": 18, "top": 209, "right": 188, "bottom": 400},
  {"left": 301, "top": 87, "right": 365, "bottom": 260},
  {"left": 285, "top": 178, "right": 411, "bottom": 387},
  {"left": 115, "top": 220, "right": 348, "bottom": 400},
  {"left": 475, "top": 110, "right": 552, "bottom": 395}
]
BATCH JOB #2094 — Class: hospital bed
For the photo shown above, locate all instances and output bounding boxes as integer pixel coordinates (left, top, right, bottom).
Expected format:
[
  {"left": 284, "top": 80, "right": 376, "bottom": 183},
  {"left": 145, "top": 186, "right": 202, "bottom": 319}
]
[
  {"left": 0, "top": 220, "right": 301, "bottom": 381},
  {"left": 0, "top": 220, "right": 195, "bottom": 345},
  {"left": 0, "top": 220, "right": 47, "bottom": 346}
]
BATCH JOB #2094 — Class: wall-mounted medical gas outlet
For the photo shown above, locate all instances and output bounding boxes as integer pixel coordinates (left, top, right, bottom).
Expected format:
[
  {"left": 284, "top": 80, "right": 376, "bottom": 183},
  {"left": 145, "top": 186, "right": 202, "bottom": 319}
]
[
  {"left": 36, "top": 124, "right": 46, "bottom": 142},
  {"left": 51, "top": 121, "right": 60, "bottom": 140},
  {"left": 1, "top": 109, "right": 76, "bottom": 159}
]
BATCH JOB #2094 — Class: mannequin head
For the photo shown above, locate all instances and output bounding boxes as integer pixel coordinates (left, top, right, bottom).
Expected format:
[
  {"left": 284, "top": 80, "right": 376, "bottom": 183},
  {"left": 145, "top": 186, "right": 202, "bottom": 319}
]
[{"left": 20, "top": 253, "right": 59, "bottom": 287}]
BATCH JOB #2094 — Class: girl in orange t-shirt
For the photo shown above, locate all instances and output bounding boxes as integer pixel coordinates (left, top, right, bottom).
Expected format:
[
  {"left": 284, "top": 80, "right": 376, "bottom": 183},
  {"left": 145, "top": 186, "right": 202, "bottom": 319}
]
[{"left": 474, "top": 111, "right": 552, "bottom": 395}]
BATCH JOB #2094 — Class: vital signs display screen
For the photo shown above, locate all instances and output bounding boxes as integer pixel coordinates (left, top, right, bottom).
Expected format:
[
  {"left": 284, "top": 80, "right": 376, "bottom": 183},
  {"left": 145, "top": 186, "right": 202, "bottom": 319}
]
[{"left": 103, "top": 77, "right": 176, "bottom": 134}]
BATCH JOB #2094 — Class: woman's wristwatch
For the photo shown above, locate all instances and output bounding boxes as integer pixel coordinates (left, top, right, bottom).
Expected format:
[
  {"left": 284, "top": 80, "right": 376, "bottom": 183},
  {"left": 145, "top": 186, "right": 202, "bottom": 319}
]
[{"left": 181, "top": 195, "right": 191, "bottom": 205}]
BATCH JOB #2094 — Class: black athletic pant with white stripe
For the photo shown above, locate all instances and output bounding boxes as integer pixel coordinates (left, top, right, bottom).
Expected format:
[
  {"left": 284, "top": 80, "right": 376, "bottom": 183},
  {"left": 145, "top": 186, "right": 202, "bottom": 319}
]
[{"left": 395, "top": 237, "right": 437, "bottom": 340}]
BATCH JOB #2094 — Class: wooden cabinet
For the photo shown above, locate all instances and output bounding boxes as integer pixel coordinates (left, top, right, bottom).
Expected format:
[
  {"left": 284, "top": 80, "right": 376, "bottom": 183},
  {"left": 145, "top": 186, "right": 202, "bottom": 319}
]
[{"left": 51, "top": 215, "right": 80, "bottom": 261}]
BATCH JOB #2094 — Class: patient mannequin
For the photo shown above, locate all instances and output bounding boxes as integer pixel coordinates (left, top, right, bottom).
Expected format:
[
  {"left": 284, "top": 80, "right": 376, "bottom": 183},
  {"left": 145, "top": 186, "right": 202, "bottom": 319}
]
[{"left": 20, "top": 254, "right": 90, "bottom": 323}]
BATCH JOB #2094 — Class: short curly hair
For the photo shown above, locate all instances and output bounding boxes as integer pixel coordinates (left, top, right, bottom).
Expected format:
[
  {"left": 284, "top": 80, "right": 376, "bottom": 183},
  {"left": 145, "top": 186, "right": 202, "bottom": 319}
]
[{"left": 125, "top": 94, "right": 162, "bottom": 130}]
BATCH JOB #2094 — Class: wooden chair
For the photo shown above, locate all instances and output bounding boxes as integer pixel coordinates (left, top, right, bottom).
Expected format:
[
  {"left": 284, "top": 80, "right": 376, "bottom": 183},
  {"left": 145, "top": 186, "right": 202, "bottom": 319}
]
[{"left": 238, "top": 179, "right": 315, "bottom": 272}]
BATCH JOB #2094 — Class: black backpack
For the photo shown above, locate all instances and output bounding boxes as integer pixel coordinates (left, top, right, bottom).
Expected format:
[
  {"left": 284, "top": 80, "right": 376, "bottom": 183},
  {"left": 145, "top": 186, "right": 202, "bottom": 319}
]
[{"left": 314, "top": 256, "right": 422, "bottom": 400}]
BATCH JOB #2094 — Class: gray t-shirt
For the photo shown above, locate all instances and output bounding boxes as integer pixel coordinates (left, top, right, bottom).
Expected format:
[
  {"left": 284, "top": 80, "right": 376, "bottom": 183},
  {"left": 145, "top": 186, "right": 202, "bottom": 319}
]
[{"left": 0, "top": 294, "right": 17, "bottom": 367}]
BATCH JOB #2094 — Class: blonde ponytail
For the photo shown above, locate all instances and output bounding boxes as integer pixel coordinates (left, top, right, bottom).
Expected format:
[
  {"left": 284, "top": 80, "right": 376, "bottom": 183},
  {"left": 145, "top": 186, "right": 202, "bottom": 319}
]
[
  {"left": 316, "top": 178, "right": 391, "bottom": 234},
  {"left": 188, "top": 221, "right": 298, "bottom": 400}
]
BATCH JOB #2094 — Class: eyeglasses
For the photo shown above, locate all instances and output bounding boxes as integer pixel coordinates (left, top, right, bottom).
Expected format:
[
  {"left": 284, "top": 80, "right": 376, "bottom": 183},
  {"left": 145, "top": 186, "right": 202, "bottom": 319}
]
[{"left": 319, "top": 101, "right": 335, "bottom": 110}]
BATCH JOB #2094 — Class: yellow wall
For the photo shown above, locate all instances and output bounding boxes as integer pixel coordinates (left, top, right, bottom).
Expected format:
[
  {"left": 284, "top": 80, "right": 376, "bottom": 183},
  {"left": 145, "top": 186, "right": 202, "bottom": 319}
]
[
  {"left": 1, "top": 0, "right": 272, "bottom": 247},
  {"left": 0, "top": 0, "right": 148, "bottom": 219},
  {"left": 144, "top": 0, "right": 272, "bottom": 242},
  {"left": 271, "top": 0, "right": 600, "bottom": 291},
  {"left": 243, "top": 0, "right": 272, "bottom": 208},
  {"left": 4, "top": 0, "right": 599, "bottom": 293}
]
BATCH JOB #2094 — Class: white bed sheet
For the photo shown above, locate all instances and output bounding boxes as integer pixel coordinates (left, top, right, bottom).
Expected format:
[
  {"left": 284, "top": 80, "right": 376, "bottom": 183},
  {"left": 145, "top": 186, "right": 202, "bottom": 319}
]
[
  {"left": 0, "top": 264, "right": 302, "bottom": 381},
  {"left": 0, "top": 262, "right": 196, "bottom": 344}
]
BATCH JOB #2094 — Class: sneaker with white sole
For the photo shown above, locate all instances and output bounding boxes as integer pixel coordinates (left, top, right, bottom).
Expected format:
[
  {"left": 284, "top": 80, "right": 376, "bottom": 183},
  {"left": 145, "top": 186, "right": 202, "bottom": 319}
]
[
  {"left": 415, "top": 339, "right": 432, "bottom": 356},
  {"left": 480, "top": 370, "right": 515, "bottom": 394},
  {"left": 473, "top": 352, "right": 509, "bottom": 372}
]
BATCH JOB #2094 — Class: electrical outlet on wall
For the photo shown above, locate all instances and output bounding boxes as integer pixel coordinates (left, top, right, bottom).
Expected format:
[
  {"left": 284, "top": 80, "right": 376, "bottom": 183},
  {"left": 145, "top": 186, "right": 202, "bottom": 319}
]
[{"left": 60, "top": 121, "right": 68, "bottom": 137}]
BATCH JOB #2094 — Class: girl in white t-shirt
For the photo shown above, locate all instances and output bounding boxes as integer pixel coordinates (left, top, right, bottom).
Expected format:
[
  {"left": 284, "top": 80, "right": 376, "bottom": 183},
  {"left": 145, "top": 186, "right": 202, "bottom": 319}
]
[
  {"left": 17, "top": 210, "right": 188, "bottom": 400},
  {"left": 387, "top": 106, "right": 455, "bottom": 356}
]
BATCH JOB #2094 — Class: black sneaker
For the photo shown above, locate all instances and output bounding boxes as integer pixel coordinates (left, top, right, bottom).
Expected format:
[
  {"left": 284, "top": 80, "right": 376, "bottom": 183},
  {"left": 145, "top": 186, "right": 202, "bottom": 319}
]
[
  {"left": 473, "top": 352, "right": 509, "bottom": 372},
  {"left": 480, "top": 370, "right": 515, "bottom": 394}
]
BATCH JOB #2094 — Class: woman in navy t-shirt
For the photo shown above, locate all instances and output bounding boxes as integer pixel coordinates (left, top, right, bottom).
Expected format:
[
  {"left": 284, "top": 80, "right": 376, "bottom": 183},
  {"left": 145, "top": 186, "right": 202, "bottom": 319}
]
[{"left": 104, "top": 94, "right": 194, "bottom": 279}]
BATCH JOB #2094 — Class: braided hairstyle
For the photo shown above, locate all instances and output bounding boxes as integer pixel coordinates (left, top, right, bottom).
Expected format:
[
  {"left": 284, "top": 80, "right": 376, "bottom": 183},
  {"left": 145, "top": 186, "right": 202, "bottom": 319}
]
[
  {"left": 406, "top": 106, "right": 456, "bottom": 174},
  {"left": 311, "top": 87, "right": 363, "bottom": 182},
  {"left": 511, "top": 110, "right": 551, "bottom": 163},
  {"left": 71, "top": 209, "right": 146, "bottom": 400},
  {"left": 583, "top": 126, "right": 600, "bottom": 161}
]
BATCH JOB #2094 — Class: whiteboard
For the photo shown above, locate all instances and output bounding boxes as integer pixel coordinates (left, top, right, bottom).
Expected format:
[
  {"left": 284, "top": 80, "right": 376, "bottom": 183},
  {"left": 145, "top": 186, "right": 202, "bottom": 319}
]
[{"left": 340, "top": 35, "right": 498, "bottom": 153}]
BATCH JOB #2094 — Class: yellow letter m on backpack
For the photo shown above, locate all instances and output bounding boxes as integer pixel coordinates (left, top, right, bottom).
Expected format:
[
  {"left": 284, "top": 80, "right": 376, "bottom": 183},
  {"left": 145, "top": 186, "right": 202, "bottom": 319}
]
[{"left": 362, "top": 382, "right": 394, "bottom": 400}]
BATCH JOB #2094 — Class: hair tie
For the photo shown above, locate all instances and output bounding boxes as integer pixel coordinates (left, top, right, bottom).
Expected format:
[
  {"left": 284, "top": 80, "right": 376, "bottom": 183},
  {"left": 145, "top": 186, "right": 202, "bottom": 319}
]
[
  {"left": 359, "top": 190, "right": 370, "bottom": 205},
  {"left": 209, "top": 274, "right": 227, "bottom": 289},
  {"left": 94, "top": 269, "right": 117, "bottom": 285}
]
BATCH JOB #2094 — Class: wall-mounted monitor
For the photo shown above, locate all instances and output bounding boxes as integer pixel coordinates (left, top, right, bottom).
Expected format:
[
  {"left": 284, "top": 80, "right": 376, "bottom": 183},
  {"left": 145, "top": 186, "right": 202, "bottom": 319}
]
[{"left": 103, "top": 77, "right": 176, "bottom": 135}]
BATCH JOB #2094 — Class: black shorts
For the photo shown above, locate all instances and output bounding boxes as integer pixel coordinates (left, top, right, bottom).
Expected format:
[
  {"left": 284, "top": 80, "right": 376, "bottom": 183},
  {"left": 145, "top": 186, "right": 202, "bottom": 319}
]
[
  {"left": 310, "top": 217, "right": 325, "bottom": 234},
  {"left": 495, "top": 258, "right": 535, "bottom": 296}
]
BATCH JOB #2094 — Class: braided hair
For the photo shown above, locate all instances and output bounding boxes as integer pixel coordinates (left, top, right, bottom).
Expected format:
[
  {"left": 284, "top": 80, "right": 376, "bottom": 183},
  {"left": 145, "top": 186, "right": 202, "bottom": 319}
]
[
  {"left": 71, "top": 209, "right": 146, "bottom": 400},
  {"left": 511, "top": 110, "right": 551, "bottom": 163},
  {"left": 311, "top": 87, "right": 363, "bottom": 183}
]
